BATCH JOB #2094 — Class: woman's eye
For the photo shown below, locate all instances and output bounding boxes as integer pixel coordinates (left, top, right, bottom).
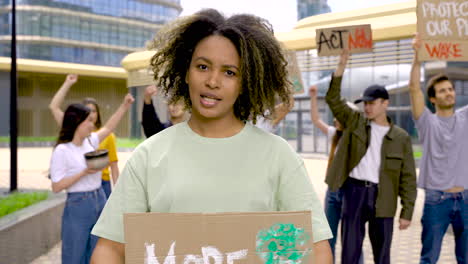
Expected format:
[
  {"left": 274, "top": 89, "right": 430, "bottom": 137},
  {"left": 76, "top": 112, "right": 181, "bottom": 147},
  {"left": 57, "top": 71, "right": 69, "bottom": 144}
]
[
  {"left": 226, "top": 70, "right": 236, "bottom": 76},
  {"left": 198, "top": 64, "right": 207, "bottom": 70}
]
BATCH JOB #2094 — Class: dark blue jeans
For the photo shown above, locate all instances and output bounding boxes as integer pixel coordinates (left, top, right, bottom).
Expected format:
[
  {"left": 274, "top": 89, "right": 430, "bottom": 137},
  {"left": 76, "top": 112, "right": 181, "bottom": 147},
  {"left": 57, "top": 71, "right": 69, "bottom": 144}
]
[
  {"left": 101, "top": 179, "right": 111, "bottom": 199},
  {"left": 341, "top": 178, "right": 393, "bottom": 264},
  {"left": 420, "top": 189, "right": 468, "bottom": 264},
  {"left": 62, "top": 187, "right": 106, "bottom": 264},
  {"left": 325, "top": 188, "right": 364, "bottom": 264}
]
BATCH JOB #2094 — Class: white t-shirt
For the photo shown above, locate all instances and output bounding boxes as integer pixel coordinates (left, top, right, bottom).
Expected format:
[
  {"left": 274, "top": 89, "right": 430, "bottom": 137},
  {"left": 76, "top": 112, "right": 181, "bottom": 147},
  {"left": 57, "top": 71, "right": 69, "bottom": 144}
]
[
  {"left": 327, "top": 126, "right": 337, "bottom": 142},
  {"left": 92, "top": 122, "right": 332, "bottom": 244},
  {"left": 327, "top": 126, "right": 337, "bottom": 154},
  {"left": 50, "top": 133, "right": 102, "bottom": 192},
  {"left": 349, "top": 122, "right": 390, "bottom": 183},
  {"left": 255, "top": 116, "right": 275, "bottom": 133}
]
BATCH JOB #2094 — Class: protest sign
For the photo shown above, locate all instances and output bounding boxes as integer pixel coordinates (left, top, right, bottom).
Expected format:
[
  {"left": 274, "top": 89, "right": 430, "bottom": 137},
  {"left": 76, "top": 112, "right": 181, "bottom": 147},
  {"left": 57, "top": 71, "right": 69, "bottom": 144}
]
[
  {"left": 315, "top": 24, "right": 373, "bottom": 56},
  {"left": 124, "top": 211, "right": 314, "bottom": 264},
  {"left": 417, "top": 0, "right": 468, "bottom": 61},
  {"left": 286, "top": 51, "right": 305, "bottom": 94}
]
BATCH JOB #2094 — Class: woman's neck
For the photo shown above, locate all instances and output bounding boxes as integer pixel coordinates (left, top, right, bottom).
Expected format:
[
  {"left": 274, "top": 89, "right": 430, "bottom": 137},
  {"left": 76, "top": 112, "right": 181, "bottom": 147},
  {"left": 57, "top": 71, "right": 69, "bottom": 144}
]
[
  {"left": 170, "top": 115, "right": 185, "bottom": 125},
  {"left": 188, "top": 115, "right": 244, "bottom": 138},
  {"left": 71, "top": 134, "right": 85, "bottom": 146}
]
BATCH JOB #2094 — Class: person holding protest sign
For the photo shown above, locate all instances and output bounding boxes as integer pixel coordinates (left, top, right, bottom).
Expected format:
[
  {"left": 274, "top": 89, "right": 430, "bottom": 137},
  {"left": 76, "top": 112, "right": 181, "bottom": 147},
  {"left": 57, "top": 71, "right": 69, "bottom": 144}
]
[
  {"left": 325, "top": 50, "right": 417, "bottom": 264},
  {"left": 309, "top": 84, "right": 364, "bottom": 264},
  {"left": 141, "top": 84, "right": 186, "bottom": 138},
  {"left": 410, "top": 34, "right": 468, "bottom": 264},
  {"left": 90, "top": 9, "right": 333, "bottom": 263}
]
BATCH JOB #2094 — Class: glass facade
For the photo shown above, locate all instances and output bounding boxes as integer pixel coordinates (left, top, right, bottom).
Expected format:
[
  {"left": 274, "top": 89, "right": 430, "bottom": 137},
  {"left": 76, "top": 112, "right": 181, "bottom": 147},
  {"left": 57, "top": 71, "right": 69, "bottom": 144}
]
[
  {"left": 0, "top": 0, "right": 181, "bottom": 66},
  {"left": 297, "top": 0, "right": 331, "bottom": 20}
]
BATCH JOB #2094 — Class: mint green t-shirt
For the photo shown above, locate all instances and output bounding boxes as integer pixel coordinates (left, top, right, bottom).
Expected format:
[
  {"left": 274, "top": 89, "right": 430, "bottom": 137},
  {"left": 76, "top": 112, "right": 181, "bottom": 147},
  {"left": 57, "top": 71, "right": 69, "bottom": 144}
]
[{"left": 92, "top": 122, "right": 332, "bottom": 243}]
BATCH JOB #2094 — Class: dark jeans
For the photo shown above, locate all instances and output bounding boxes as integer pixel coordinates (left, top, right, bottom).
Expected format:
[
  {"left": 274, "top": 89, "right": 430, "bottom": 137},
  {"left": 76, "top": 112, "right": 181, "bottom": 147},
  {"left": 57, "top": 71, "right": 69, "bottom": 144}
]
[
  {"left": 341, "top": 178, "right": 393, "bottom": 264},
  {"left": 101, "top": 179, "right": 111, "bottom": 199},
  {"left": 62, "top": 187, "right": 106, "bottom": 264},
  {"left": 325, "top": 188, "right": 364, "bottom": 264},
  {"left": 420, "top": 189, "right": 468, "bottom": 264}
]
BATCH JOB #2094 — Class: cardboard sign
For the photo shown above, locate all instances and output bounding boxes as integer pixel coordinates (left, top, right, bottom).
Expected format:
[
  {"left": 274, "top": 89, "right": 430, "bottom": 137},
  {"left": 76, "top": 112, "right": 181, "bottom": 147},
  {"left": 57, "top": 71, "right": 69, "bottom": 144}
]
[
  {"left": 127, "top": 67, "right": 154, "bottom": 87},
  {"left": 285, "top": 51, "right": 305, "bottom": 94},
  {"left": 315, "top": 24, "right": 373, "bottom": 56},
  {"left": 124, "top": 211, "right": 314, "bottom": 264},
  {"left": 417, "top": 0, "right": 468, "bottom": 61}
]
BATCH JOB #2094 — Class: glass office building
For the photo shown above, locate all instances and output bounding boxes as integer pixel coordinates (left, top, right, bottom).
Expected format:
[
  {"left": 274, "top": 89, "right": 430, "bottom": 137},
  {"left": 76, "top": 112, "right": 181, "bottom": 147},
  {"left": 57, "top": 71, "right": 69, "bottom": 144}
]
[
  {"left": 297, "top": 0, "right": 331, "bottom": 20},
  {"left": 0, "top": 0, "right": 182, "bottom": 66}
]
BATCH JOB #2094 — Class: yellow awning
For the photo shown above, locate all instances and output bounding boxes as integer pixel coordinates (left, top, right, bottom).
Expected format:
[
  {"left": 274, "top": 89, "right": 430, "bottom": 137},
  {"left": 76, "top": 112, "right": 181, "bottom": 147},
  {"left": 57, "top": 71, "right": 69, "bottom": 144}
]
[
  {"left": 0, "top": 57, "right": 127, "bottom": 79},
  {"left": 121, "top": 50, "right": 156, "bottom": 71},
  {"left": 120, "top": 50, "right": 157, "bottom": 87}
]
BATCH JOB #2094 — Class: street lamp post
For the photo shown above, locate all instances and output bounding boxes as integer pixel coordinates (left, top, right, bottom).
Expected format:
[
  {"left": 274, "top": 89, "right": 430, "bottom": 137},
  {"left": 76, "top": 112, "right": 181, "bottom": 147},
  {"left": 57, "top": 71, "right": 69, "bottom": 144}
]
[{"left": 10, "top": 0, "right": 18, "bottom": 192}]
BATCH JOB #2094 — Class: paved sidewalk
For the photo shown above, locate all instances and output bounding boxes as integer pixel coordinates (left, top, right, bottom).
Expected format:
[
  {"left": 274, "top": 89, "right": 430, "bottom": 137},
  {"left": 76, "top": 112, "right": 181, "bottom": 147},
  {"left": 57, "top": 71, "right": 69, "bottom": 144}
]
[{"left": 0, "top": 148, "right": 457, "bottom": 263}]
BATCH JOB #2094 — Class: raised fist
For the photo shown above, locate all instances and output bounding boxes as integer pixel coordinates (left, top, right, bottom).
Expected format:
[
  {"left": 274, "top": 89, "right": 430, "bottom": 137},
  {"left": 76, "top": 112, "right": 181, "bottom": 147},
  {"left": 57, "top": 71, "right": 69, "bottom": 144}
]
[{"left": 65, "top": 74, "right": 78, "bottom": 85}]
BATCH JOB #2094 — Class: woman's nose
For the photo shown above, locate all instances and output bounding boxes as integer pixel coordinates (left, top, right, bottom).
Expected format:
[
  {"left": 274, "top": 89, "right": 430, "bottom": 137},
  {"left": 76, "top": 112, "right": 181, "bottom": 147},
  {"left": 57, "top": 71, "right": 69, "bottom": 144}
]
[{"left": 206, "top": 71, "right": 220, "bottom": 89}]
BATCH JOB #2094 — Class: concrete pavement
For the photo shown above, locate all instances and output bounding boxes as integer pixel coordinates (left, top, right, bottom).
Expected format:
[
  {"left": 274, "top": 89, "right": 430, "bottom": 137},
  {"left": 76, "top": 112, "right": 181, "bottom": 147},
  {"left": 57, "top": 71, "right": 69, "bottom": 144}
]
[{"left": 0, "top": 148, "right": 457, "bottom": 263}]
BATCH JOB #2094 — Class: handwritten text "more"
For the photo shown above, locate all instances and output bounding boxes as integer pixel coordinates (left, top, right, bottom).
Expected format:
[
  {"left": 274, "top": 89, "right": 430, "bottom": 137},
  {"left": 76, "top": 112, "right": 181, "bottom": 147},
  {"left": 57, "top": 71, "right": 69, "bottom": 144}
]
[{"left": 145, "top": 242, "right": 248, "bottom": 264}]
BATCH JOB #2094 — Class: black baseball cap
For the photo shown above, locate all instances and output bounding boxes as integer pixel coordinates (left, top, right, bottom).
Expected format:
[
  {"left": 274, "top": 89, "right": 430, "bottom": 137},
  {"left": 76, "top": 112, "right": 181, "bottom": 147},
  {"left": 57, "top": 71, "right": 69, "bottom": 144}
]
[{"left": 354, "top": 85, "right": 389, "bottom": 104}]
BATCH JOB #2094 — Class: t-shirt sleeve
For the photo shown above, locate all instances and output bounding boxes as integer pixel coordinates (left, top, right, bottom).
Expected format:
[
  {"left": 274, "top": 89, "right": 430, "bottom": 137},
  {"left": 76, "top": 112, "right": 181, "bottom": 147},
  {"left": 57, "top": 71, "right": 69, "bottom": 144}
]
[
  {"left": 459, "top": 104, "right": 468, "bottom": 119},
  {"left": 91, "top": 154, "right": 148, "bottom": 243},
  {"left": 90, "top": 132, "right": 100, "bottom": 148},
  {"left": 414, "top": 107, "right": 432, "bottom": 141},
  {"left": 50, "top": 145, "right": 67, "bottom": 183},
  {"left": 276, "top": 145, "right": 333, "bottom": 243},
  {"left": 106, "top": 133, "right": 118, "bottom": 163}
]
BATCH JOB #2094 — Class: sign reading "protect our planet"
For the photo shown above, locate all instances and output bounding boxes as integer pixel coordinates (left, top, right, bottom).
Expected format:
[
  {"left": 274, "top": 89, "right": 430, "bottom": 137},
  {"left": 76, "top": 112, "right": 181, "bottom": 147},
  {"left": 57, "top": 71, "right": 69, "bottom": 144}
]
[{"left": 417, "top": 0, "right": 468, "bottom": 61}]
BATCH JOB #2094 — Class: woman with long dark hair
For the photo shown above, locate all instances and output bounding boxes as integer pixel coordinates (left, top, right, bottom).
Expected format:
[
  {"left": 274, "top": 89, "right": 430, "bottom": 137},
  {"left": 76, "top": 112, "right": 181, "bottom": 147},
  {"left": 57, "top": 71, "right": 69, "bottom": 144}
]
[
  {"left": 91, "top": 9, "right": 333, "bottom": 263},
  {"left": 309, "top": 84, "right": 363, "bottom": 264},
  {"left": 49, "top": 74, "right": 121, "bottom": 198},
  {"left": 49, "top": 94, "right": 133, "bottom": 264}
]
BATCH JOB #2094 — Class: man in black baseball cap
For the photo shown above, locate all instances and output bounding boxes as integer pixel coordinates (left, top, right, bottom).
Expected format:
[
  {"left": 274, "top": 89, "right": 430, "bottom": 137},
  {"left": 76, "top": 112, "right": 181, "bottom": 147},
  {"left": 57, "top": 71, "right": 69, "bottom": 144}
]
[
  {"left": 354, "top": 84, "right": 390, "bottom": 121},
  {"left": 324, "top": 50, "right": 417, "bottom": 264},
  {"left": 354, "top": 84, "right": 389, "bottom": 104}
]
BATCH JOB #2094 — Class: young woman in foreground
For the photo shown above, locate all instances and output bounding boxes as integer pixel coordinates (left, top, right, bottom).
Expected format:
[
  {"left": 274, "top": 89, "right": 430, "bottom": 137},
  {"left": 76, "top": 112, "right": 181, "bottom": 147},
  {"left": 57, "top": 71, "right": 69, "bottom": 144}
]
[{"left": 91, "top": 9, "right": 333, "bottom": 263}]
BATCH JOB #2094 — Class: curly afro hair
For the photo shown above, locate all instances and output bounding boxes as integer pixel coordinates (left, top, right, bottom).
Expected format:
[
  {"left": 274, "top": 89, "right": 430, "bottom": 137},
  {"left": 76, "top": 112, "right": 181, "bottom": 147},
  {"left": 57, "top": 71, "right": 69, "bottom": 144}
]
[{"left": 149, "top": 9, "right": 292, "bottom": 123}]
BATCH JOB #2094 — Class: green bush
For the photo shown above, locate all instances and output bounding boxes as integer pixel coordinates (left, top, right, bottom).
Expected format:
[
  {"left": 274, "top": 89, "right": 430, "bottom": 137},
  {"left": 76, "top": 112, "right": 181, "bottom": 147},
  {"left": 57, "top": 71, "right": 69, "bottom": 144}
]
[
  {"left": 0, "top": 136, "right": 144, "bottom": 149},
  {"left": 0, "top": 191, "right": 49, "bottom": 218},
  {"left": 116, "top": 137, "right": 145, "bottom": 148}
]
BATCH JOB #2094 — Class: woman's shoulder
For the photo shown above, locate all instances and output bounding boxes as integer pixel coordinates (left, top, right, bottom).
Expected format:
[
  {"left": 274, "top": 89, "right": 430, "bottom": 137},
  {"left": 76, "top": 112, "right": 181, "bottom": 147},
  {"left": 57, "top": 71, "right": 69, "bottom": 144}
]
[
  {"left": 52, "top": 143, "right": 69, "bottom": 156},
  {"left": 133, "top": 123, "right": 183, "bottom": 153},
  {"left": 146, "top": 122, "right": 183, "bottom": 141},
  {"left": 104, "top": 132, "right": 116, "bottom": 141},
  {"left": 125, "top": 123, "right": 184, "bottom": 170},
  {"left": 247, "top": 124, "right": 294, "bottom": 151}
]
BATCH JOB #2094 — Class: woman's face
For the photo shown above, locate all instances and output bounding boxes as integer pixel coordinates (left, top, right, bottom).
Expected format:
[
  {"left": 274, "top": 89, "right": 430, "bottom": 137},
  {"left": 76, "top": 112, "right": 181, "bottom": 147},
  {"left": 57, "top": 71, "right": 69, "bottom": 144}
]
[
  {"left": 85, "top": 103, "right": 98, "bottom": 127},
  {"left": 75, "top": 114, "right": 94, "bottom": 138},
  {"left": 185, "top": 35, "right": 241, "bottom": 123},
  {"left": 168, "top": 101, "right": 185, "bottom": 119}
]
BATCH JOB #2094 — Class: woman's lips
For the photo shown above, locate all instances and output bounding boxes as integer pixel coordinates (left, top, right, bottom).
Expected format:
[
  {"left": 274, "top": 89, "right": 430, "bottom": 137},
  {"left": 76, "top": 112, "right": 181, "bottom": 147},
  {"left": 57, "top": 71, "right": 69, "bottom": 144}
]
[{"left": 200, "top": 94, "right": 221, "bottom": 107}]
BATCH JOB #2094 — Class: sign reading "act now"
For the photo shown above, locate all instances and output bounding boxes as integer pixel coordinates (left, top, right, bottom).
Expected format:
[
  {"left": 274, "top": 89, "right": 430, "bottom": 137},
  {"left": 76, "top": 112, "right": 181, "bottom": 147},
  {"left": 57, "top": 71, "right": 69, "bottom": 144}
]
[{"left": 315, "top": 24, "right": 373, "bottom": 57}]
